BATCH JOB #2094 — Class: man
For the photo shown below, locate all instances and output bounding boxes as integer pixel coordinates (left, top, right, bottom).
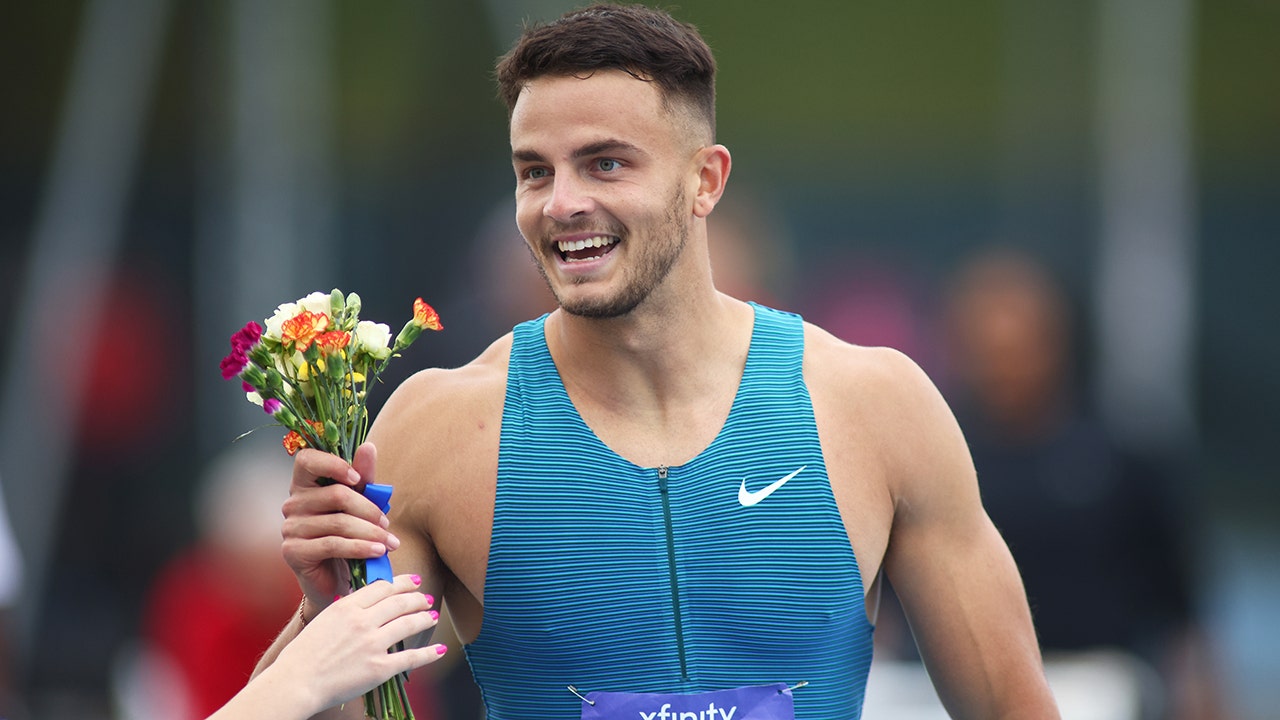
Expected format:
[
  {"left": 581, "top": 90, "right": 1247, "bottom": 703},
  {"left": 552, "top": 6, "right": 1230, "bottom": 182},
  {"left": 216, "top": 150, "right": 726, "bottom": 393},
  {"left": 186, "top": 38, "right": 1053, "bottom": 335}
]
[{"left": 255, "top": 5, "right": 1059, "bottom": 718}]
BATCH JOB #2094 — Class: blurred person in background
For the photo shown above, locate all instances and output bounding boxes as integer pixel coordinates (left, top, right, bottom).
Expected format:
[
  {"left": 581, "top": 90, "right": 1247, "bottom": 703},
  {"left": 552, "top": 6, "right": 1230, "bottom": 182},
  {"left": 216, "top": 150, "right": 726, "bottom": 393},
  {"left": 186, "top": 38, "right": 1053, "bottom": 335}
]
[
  {"left": 795, "top": 253, "right": 936, "bottom": 377},
  {"left": 121, "top": 444, "right": 457, "bottom": 720},
  {"left": 121, "top": 442, "right": 316, "bottom": 720},
  {"left": 941, "top": 248, "right": 1226, "bottom": 719}
]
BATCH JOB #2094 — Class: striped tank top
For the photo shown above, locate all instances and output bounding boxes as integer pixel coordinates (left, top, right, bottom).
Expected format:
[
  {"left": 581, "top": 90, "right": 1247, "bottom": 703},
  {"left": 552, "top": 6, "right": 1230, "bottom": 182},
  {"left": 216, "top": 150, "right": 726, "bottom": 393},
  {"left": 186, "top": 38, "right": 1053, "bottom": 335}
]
[{"left": 465, "top": 303, "right": 874, "bottom": 719}]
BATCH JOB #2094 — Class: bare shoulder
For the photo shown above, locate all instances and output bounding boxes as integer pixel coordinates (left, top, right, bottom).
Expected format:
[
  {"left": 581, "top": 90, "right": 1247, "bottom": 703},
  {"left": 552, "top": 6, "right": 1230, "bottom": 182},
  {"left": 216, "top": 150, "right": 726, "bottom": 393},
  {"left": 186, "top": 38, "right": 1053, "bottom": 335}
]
[
  {"left": 802, "top": 322, "right": 972, "bottom": 512},
  {"left": 377, "top": 336, "right": 512, "bottom": 433},
  {"left": 802, "top": 322, "right": 944, "bottom": 426},
  {"left": 369, "top": 334, "right": 512, "bottom": 498}
]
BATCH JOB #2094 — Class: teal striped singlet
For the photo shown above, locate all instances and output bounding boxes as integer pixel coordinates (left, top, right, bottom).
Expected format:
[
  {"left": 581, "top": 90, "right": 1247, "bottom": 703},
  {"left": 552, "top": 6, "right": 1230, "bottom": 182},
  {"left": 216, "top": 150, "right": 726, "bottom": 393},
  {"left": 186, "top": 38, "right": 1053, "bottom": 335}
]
[{"left": 465, "top": 303, "right": 874, "bottom": 719}]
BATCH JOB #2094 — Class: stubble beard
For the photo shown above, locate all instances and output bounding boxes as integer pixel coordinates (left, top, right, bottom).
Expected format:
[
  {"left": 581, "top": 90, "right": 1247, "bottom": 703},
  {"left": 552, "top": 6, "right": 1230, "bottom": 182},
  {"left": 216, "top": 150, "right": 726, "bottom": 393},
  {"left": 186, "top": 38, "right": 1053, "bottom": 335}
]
[{"left": 541, "top": 184, "right": 690, "bottom": 319}]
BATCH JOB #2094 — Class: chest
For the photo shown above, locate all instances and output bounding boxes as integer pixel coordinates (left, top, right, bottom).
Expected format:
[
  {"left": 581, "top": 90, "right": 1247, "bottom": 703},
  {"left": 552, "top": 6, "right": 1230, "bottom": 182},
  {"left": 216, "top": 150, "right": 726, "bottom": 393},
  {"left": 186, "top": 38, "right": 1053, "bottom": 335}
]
[{"left": 476, "top": 446, "right": 870, "bottom": 693}]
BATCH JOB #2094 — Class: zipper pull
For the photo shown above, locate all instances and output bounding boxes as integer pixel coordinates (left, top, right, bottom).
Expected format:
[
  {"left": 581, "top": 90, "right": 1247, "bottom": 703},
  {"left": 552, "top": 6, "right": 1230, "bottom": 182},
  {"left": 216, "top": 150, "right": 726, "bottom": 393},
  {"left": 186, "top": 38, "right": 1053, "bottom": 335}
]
[{"left": 657, "top": 465, "right": 668, "bottom": 480}]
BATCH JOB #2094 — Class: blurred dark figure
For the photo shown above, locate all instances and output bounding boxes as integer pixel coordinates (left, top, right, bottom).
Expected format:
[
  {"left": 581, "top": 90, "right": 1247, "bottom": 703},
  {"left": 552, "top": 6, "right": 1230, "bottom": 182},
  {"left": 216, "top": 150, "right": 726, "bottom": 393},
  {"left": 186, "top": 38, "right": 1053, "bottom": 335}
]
[{"left": 942, "top": 248, "right": 1225, "bottom": 720}]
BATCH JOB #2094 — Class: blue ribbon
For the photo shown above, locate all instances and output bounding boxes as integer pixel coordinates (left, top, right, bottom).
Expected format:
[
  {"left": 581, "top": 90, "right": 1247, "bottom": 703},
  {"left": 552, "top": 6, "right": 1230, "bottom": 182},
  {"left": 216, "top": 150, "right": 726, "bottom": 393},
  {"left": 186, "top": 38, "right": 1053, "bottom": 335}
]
[{"left": 361, "top": 482, "right": 395, "bottom": 584}]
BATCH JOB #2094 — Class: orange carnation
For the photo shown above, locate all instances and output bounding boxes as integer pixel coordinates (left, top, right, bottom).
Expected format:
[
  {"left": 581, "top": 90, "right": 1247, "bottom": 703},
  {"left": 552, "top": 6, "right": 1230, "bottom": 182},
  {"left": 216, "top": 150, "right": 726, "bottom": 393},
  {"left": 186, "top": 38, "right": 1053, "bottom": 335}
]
[
  {"left": 282, "top": 419, "right": 327, "bottom": 456},
  {"left": 314, "top": 330, "right": 351, "bottom": 355},
  {"left": 412, "top": 298, "right": 443, "bottom": 331},
  {"left": 282, "top": 430, "right": 307, "bottom": 456},
  {"left": 281, "top": 311, "right": 330, "bottom": 351}
]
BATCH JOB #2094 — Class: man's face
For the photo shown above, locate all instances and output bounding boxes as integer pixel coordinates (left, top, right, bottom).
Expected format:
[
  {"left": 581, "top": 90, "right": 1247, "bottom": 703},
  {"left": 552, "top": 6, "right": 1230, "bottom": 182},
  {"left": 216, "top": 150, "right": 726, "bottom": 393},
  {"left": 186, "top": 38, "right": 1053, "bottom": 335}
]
[{"left": 509, "top": 70, "right": 699, "bottom": 318}]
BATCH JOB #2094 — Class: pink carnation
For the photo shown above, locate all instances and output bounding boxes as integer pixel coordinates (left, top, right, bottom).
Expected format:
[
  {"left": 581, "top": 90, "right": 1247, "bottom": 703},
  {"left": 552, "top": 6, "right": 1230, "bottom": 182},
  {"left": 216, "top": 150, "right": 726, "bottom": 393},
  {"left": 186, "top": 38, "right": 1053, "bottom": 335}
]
[
  {"left": 220, "top": 349, "right": 248, "bottom": 380},
  {"left": 263, "top": 398, "right": 282, "bottom": 415},
  {"left": 221, "top": 322, "right": 263, "bottom": 380},
  {"left": 231, "top": 322, "right": 263, "bottom": 352}
]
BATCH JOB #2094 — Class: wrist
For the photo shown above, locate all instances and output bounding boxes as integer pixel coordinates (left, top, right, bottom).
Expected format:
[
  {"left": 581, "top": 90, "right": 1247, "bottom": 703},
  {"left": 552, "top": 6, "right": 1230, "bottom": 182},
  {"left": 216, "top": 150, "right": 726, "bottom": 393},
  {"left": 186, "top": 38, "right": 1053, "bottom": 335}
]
[
  {"left": 298, "top": 596, "right": 317, "bottom": 627},
  {"left": 248, "top": 660, "right": 323, "bottom": 720}
]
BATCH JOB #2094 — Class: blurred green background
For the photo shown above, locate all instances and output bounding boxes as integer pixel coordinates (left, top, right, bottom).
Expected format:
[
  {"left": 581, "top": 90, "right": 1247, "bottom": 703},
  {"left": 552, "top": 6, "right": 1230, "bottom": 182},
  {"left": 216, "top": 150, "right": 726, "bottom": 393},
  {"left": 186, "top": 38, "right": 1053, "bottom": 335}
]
[{"left": 1, "top": 1, "right": 1276, "bottom": 718}]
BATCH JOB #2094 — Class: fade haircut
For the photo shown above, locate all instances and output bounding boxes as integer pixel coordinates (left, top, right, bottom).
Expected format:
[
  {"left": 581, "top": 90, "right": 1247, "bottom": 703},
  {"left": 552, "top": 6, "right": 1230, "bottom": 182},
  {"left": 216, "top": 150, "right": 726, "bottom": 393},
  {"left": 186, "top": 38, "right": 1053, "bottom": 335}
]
[{"left": 495, "top": 3, "right": 717, "bottom": 140}]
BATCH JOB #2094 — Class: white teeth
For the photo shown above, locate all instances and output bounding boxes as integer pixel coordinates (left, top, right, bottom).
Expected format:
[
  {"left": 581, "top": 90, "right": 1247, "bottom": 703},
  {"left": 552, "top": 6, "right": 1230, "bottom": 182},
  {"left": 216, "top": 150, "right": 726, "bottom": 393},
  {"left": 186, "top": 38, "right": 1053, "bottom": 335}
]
[{"left": 557, "top": 236, "right": 617, "bottom": 253}]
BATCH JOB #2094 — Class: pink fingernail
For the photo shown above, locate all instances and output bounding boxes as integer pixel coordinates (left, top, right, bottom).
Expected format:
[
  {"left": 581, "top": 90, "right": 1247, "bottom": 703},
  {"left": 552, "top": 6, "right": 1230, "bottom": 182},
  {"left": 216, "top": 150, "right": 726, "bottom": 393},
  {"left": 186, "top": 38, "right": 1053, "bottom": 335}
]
[
  {"left": 435, "top": 645, "right": 447, "bottom": 655},
  {"left": 429, "top": 610, "right": 439, "bottom": 621},
  {"left": 410, "top": 574, "right": 421, "bottom": 585},
  {"left": 424, "top": 594, "right": 434, "bottom": 607},
  {"left": 333, "top": 594, "right": 342, "bottom": 602}
]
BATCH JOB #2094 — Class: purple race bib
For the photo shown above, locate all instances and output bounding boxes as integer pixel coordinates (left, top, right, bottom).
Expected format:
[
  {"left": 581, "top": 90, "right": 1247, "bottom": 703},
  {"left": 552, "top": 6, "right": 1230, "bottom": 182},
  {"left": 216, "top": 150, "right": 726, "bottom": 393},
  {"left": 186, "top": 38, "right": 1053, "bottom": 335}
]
[{"left": 579, "top": 683, "right": 796, "bottom": 720}]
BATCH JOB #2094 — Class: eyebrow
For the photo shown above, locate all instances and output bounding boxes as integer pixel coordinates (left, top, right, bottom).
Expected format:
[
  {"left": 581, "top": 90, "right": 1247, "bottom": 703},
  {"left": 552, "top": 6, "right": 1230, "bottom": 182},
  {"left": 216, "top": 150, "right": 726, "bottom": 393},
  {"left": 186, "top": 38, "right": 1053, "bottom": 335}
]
[
  {"left": 512, "top": 139, "right": 644, "bottom": 164},
  {"left": 573, "top": 139, "right": 643, "bottom": 159}
]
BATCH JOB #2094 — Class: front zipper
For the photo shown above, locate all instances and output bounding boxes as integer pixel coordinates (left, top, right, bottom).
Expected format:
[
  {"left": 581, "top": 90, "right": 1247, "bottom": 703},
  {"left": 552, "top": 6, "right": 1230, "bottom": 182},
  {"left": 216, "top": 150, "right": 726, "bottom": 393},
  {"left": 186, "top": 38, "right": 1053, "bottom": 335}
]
[{"left": 656, "top": 465, "right": 690, "bottom": 680}]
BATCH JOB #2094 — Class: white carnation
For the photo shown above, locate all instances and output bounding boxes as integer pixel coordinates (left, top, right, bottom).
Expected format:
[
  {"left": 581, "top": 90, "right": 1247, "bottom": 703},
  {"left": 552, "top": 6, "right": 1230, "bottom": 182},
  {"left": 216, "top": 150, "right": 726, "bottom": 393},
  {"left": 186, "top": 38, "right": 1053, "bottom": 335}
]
[
  {"left": 297, "top": 291, "right": 332, "bottom": 316},
  {"left": 264, "top": 302, "right": 300, "bottom": 340},
  {"left": 354, "top": 321, "right": 393, "bottom": 360}
]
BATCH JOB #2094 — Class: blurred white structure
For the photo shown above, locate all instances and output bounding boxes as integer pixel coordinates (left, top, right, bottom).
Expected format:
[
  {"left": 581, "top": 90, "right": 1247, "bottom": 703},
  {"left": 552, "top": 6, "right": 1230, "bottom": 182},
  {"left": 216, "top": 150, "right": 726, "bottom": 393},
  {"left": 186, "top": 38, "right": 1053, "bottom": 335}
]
[{"left": 862, "top": 652, "right": 1157, "bottom": 720}]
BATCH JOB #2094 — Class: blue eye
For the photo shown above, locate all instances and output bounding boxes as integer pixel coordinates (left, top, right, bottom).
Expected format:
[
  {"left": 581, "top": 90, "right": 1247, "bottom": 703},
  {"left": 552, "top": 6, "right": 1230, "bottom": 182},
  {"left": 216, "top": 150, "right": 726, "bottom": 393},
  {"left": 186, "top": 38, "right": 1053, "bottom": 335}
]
[
  {"left": 596, "top": 158, "right": 620, "bottom": 172},
  {"left": 527, "top": 167, "right": 549, "bottom": 180}
]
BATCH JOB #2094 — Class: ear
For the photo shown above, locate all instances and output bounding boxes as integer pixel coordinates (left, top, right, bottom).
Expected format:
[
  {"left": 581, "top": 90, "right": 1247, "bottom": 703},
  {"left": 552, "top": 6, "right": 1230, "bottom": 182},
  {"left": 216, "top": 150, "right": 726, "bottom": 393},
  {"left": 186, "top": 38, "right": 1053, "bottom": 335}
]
[{"left": 691, "top": 144, "right": 732, "bottom": 219}]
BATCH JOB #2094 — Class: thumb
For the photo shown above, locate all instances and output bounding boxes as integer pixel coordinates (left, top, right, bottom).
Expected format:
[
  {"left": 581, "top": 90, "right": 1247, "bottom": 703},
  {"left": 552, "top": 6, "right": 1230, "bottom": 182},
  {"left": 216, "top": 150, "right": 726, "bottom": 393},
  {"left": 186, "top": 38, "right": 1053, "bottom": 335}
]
[{"left": 352, "top": 441, "right": 378, "bottom": 489}]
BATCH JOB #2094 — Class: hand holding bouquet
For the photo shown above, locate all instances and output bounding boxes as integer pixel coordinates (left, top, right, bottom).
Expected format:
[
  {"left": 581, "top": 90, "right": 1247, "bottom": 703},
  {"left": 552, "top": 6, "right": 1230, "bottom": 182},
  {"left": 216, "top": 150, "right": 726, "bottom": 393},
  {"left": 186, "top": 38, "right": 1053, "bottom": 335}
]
[{"left": 220, "top": 289, "right": 442, "bottom": 720}]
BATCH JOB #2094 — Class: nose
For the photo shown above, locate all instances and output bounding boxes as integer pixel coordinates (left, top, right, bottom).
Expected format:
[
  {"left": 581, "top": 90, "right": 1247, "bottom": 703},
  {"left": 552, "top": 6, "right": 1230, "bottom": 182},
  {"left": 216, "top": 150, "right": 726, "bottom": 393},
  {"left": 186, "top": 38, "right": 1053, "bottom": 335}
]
[{"left": 543, "top": 173, "right": 594, "bottom": 223}]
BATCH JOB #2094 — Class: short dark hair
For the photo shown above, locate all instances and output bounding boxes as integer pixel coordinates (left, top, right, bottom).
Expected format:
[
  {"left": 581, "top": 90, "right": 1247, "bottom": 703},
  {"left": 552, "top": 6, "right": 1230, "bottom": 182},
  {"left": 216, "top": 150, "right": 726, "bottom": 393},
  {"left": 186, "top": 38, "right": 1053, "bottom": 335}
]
[{"left": 495, "top": 3, "right": 717, "bottom": 136}]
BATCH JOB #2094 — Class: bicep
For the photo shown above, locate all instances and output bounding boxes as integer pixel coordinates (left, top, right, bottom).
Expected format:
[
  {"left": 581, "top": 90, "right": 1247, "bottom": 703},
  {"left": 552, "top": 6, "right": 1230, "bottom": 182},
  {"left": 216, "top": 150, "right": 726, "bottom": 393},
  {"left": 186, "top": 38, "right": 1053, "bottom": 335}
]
[
  {"left": 878, "top": 355, "right": 1053, "bottom": 718},
  {"left": 369, "top": 378, "right": 450, "bottom": 645}
]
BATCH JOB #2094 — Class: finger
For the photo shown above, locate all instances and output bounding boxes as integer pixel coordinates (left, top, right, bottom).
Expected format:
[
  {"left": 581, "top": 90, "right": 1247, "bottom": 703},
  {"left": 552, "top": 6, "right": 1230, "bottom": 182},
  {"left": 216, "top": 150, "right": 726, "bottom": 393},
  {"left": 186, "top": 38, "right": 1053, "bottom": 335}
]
[
  {"left": 384, "top": 643, "right": 448, "bottom": 677},
  {"left": 363, "top": 584, "right": 432, "bottom": 626},
  {"left": 282, "top": 533, "right": 391, "bottom": 567},
  {"left": 376, "top": 609, "right": 440, "bottom": 651},
  {"left": 373, "top": 597, "right": 440, "bottom": 630},
  {"left": 365, "top": 586, "right": 434, "bottom": 627},
  {"left": 292, "top": 448, "right": 361, "bottom": 489},
  {"left": 282, "top": 509, "right": 398, "bottom": 555},
  {"left": 352, "top": 442, "right": 377, "bottom": 487},
  {"left": 346, "top": 573, "right": 421, "bottom": 609},
  {"left": 283, "top": 484, "right": 390, "bottom": 532}
]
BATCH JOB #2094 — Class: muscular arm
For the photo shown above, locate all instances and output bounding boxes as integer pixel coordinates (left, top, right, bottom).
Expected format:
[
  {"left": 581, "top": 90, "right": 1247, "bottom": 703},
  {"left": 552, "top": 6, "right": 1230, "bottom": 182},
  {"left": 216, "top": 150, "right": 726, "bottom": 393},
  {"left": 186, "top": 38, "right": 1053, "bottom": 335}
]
[
  {"left": 873, "top": 349, "right": 1058, "bottom": 719},
  {"left": 808, "top": 327, "right": 1057, "bottom": 719}
]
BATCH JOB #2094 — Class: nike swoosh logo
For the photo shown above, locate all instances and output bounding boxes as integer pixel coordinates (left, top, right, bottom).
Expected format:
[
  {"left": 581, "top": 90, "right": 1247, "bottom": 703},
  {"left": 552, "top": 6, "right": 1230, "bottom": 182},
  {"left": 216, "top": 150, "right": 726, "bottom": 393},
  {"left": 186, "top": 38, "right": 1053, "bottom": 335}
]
[{"left": 738, "top": 466, "right": 806, "bottom": 507}]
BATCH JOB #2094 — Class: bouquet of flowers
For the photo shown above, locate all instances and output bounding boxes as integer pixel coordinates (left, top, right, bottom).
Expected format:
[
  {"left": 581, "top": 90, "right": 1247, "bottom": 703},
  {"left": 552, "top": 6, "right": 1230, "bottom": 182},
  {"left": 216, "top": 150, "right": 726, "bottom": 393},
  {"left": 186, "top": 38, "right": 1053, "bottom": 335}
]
[{"left": 220, "top": 289, "right": 442, "bottom": 720}]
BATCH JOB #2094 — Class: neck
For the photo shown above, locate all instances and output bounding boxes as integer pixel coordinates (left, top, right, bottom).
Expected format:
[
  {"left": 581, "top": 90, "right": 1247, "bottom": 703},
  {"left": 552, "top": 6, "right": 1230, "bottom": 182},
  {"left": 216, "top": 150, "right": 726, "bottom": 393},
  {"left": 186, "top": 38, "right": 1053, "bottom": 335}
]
[{"left": 545, "top": 289, "right": 755, "bottom": 415}]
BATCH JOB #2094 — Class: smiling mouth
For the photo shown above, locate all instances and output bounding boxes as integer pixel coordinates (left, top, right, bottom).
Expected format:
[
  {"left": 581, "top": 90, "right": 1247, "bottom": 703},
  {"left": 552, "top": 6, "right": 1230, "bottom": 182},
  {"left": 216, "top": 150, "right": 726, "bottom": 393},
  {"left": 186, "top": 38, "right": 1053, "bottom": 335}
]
[{"left": 557, "top": 235, "right": 619, "bottom": 262}]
